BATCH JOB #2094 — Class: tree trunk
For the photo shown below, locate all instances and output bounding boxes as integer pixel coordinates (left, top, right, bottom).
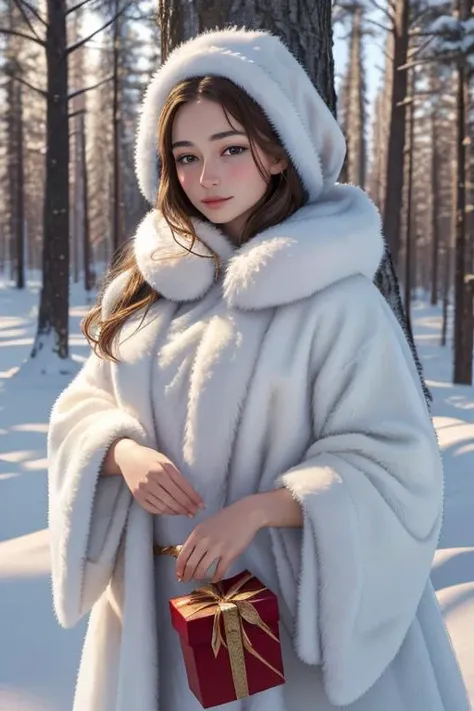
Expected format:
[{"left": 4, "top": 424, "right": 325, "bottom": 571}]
[
  {"left": 112, "top": 0, "right": 122, "bottom": 252},
  {"left": 382, "top": 0, "right": 410, "bottom": 265},
  {"left": 430, "top": 101, "right": 440, "bottom": 306},
  {"left": 6, "top": 57, "right": 25, "bottom": 289},
  {"left": 81, "top": 113, "right": 93, "bottom": 291},
  {"left": 341, "top": 6, "right": 366, "bottom": 187},
  {"left": 403, "top": 66, "right": 415, "bottom": 336},
  {"left": 158, "top": 0, "right": 187, "bottom": 62},
  {"left": 15, "top": 81, "right": 25, "bottom": 289},
  {"left": 453, "top": 0, "right": 473, "bottom": 384},
  {"left": 6, "top": 1, "right": 16, "bottom": 282},
  {"left": 72, "top": 114, "right": 81, "bottom": 284},
  {"left": 367, "top": 31, "right": 392, "bottom": 213},
  {"left": 441, "top": 249, "right": 450, "bottom": 348},
  {"left": 71, "top": 11, "right": 81, "bottom": 284},
  {"left": 31, "top": 0, "right": 70, "bottom": 362},
  {"left": 441, "top": 159, "right": 456, "bottom": 348}
]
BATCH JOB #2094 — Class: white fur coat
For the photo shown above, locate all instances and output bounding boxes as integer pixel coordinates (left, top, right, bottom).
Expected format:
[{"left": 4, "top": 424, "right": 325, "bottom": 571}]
[{"left": 48, "top": 185, "right": 470, "bottom": 711}]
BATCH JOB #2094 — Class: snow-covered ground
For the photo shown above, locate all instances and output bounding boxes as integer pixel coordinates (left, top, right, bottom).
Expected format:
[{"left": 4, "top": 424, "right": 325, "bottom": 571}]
[{"left": 0, "top": 280, "right": 473, "bottom": 710}]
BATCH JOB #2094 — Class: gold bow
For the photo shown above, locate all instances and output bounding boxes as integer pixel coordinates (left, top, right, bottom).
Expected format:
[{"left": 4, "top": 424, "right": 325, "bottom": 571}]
[{"left": 174, "top": 571, "right": 285, "bottom": 699}]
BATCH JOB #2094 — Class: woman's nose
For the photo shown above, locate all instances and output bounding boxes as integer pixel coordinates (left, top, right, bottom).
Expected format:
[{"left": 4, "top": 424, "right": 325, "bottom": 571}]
[{"left": 200, "top": 161, "right": 220, "bottom": 187}]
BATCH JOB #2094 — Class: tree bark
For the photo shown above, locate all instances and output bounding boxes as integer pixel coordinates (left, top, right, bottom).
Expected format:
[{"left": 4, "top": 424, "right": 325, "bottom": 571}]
[
  {"left": 158, "top": 0, "right": 186, "bottom": 62},
  {"left": 453, "top": 0, "right": 473, "bottom": 384},
  {"left": 441, "top": 250, "right": 450, "bottom": 348},
  {"left": 382, "top": 0, "right": 410, "bottom": 264},
  {"left": 403, "top": 65, "right": 415, "bottom": 336},
  {"left": 441, "top": 153, "right": 456, "bottom": 349},
  {"left": 6, "top": 57, "right": 26, "bottom": 289},
  {"left": 71, "top": 11, "right": 81, "bottom": 284},
  {"left": 112, "top": 0, "right": 122, "bottom": 252},
  {"left": 81, "top": 112, "right": 93, "bottom": 291},
  {"left": 15, "top": 81, "right": 25, "bottom": 289},
  {"left": 340, "top": 6, "right": 366, "bottom": 187},
  {"left": 430, "top": 103, "right": 441, "bottom": 306},
  {"left": 31, "top": 0, "right": 70, "bottom": 361},
  {"left": 5, "top": 1, "right": 25, "bottom": 287}
]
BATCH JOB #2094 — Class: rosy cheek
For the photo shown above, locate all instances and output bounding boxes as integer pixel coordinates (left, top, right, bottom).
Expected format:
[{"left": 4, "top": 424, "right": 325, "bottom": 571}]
[
  {"left": 177, "top": 170, "right": 192, "bottom": 192},
  {"left": 227, "top": 158, "right": 260, "bottom": 184}
]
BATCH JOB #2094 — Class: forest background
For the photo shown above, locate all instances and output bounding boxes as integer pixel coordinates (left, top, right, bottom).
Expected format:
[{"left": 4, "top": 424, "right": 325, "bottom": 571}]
[{"left": 2, "top": 2, "right": 474, "bottom": 709}]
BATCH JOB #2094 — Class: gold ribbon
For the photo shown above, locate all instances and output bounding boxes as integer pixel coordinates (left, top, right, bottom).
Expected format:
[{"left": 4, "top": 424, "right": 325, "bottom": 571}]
[{"left": 174, "top": 571, "right": 285, "bottom": 699}]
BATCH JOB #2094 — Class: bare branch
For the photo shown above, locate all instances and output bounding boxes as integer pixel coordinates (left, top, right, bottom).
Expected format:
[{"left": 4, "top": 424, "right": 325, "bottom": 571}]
[
  {"left": 365, "top": 18, "right": 392, "bottom": 34},
  {"left": 410, "top": 35, "right": 436, "bottom": 59},
  {"left": 16, "top": 0, "right": 48, "bottom": 27},
  {"left": 14, "top": 73, "right": 47, "bottom": 98},
  {"left": 66, "top": 1, "right": 133, "bottom": 55},
  {"left": 397, "top": 96, "right": 414, "bottom": 108},
  {"left": 413, "top": 89, "right": 441, "bottom": 98},
  {"left": 0, "top": 27, "right": 46, "bottom": 47},
  {"left": 398, "top": 53, "right": 458, "bottom": 71},
  {"left": 337, "top": 29, "right": 351, "bottom": 41},
  {"left": 12, "top": 0, "right": 43, "bottom": 43},
  {"left": 409, "top": 29, "right": 445, "bottom": 38},
  {"left": 68, "top": 108, "right": 87, "bottom": 119},
  {"left": 68, "top": 73, "right": 113, "bottom": 100},
  {"left": 365, "top": 0, "right": 394, "bottom": 25},
  {"left": 66, "top": 0, "right": 94, "bottom": 16}
]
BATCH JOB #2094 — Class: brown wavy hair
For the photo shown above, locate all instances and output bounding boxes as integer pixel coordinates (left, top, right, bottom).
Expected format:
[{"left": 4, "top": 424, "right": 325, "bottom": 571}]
[{"left": 82, "top": 75, "right": 307, "bottom": 361}]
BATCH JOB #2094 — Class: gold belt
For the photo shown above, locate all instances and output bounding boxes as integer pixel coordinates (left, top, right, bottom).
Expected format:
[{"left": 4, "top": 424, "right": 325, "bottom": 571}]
[{"left": 153, "top": 544, "right": 183, "bottom": 558}]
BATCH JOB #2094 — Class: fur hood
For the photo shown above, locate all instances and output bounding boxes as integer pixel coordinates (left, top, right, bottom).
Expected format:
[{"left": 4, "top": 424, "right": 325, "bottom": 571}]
[{"left": 135, "top": 27, "right": 346, "bottom": 205}]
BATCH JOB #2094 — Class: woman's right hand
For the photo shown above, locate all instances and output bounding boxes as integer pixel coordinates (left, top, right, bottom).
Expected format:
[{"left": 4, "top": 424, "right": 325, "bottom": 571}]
[{"left": 112, "top": 439, "right": 205, "bottom": 517}]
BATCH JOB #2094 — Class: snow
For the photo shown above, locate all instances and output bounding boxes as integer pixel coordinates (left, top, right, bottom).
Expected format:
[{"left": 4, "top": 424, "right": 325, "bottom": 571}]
[
  {"left": 427, "top": 15, "right": 474, "bottom": 56},
  {"left": 429, "top": 15, "right": 461, "bottom": 36},
  {"left": 465, "top": 18, "right": 474, "bottom": 35},
  {"left": 0, "top": 281, "right": 473, "bottom": 709}
]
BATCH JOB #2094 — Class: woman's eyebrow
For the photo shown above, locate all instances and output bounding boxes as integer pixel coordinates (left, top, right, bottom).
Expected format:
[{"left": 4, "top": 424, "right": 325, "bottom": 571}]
[{"left": 171, "top": 130, "right": 246, "bottom": 149}]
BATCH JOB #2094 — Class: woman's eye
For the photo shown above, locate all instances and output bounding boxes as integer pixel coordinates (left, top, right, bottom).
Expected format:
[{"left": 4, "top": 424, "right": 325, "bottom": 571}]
[
  {"left": 176, "top": 155, "right": 196, "bottom": 165},
  {"left": 223, "top": 146, "right": 248, "bottom": 156}
]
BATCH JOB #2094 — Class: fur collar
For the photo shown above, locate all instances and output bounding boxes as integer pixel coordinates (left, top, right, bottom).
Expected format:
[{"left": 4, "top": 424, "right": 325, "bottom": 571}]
[{"left": 131, "top": 184, "right": 384, "bottom": 311}]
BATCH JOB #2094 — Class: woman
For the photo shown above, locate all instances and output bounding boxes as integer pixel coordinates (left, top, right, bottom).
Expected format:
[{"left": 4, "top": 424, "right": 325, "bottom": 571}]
[{"left": 47, "top": 28, "right": 470, "bottom": 711}]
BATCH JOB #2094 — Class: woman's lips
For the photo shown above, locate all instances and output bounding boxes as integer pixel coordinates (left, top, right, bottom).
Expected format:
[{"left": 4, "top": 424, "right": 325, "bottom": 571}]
[{"left": 201, "top": 197, "right": 233, "bottom": 209}]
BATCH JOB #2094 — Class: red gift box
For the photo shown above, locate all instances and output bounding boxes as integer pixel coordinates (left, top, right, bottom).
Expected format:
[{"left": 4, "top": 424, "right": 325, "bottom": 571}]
[{"left": 169, "top": 570, "right": 285, "bottom": 708}]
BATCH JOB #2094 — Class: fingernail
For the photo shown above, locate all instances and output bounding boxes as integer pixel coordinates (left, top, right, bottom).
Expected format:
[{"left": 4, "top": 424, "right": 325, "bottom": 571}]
[
  {"left": 199, "top": 503, "right": 205, "bottom": 510},
  {"left": 188, "top": 512, "right": 194, "bottom": 519}
]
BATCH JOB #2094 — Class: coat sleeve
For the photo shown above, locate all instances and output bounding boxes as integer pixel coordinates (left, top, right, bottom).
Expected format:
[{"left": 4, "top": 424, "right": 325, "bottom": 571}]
[
  {"left": 47, "top": 351, "right": 149, "bottom": 628},
  {"left": 268, "top": 278, "right": 443, "bottom": 706}
]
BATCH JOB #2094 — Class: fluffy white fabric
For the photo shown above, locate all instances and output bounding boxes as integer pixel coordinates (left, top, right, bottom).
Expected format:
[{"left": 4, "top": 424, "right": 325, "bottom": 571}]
[
  {"left": 48, "top": 208, "right": 469, "bottom": 711},
  {"left": 132, "top": 185, "right": 384, "bottom": 310}
]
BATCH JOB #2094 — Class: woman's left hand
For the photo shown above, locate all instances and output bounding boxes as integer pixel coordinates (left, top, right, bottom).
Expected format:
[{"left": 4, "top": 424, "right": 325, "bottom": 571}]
[{"left": 176, "top": 498, "right": 261, "bottom": 583}]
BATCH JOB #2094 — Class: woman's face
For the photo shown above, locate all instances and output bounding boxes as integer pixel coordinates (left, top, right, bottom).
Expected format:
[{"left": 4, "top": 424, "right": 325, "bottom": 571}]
[{"left": 170, "top": 98, "right": 286, "bottom": 242}]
